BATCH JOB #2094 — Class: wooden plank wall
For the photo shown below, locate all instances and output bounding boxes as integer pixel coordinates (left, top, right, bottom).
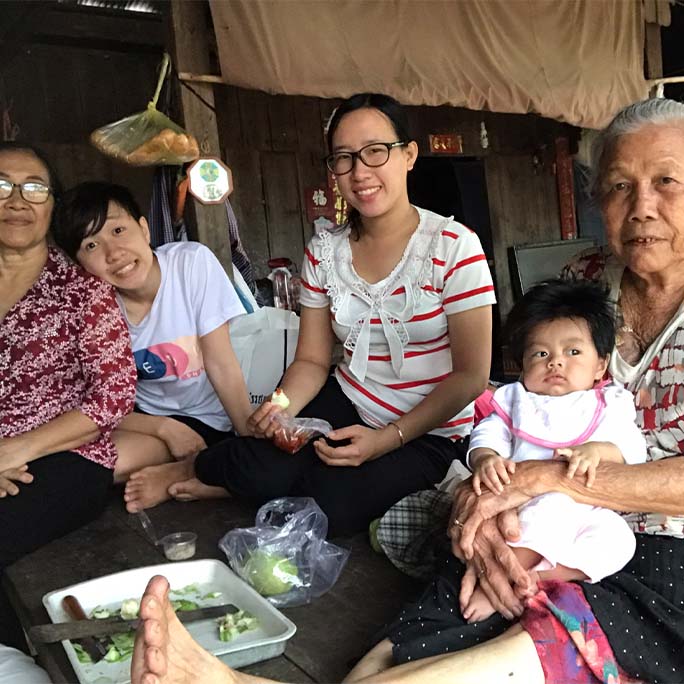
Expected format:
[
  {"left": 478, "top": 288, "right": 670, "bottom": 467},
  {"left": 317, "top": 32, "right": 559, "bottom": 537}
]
[
  {"left": 215, "top": 87, "right": 335, "bottom": 276},
  {"left": 214, "top": 85, "right": 572, "bottom": 318},
  {"left": 2, "top": 20, "right": 161, "bottom": 214}
]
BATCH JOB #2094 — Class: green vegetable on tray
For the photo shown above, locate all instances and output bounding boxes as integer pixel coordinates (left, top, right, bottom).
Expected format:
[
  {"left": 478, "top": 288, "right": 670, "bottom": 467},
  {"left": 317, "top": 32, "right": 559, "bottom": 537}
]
[
  {"left": 171, "top": 598, "right": 199, "bottom": 612},
  {"left": 71, "top": 589, "right": 237, "bottom": 665},
  {"left": 171, "top": 583, "right": 199, "bottom": 595},
  {"left": 202, "top": 591, "right": 223, "bottom": 600},
  {"left": 104, "top": 632, "right": 136, "bottom": 662},
  {"left": 217, "top": 610, "right": 258, "bottom": 642}
]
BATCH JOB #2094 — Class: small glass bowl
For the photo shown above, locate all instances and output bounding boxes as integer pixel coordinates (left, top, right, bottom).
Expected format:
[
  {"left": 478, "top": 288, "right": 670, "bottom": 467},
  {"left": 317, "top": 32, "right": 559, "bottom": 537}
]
[{"left": 160, "top": 532, "right": 197, "bottom": 561}]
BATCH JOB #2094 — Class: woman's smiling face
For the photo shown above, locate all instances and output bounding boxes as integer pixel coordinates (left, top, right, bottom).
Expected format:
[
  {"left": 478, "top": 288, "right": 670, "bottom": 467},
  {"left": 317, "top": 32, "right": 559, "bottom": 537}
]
[
  {"left": 76, "top": 201, "right": 155, "bottom": 294},
  {"left": 331, "top": 107, "right": 417, "bottom": 221},
  {"left": 599, "top": 123, "right": 684, "bottom": 280}
]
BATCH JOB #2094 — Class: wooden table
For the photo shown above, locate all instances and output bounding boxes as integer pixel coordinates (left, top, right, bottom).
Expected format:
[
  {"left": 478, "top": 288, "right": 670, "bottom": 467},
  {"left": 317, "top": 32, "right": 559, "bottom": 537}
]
[{"left": 4, "top": 492, "right": 418, "bottom": 683}]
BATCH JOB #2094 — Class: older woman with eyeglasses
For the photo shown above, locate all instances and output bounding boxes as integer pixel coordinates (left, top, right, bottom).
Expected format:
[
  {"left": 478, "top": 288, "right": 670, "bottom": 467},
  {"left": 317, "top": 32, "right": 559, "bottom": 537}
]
[
  {"left": 0, "top": 142, "right": 136, "bottom": 649},
  {"left": 137, "top": 92, "right": 495, "bottom": 537}
]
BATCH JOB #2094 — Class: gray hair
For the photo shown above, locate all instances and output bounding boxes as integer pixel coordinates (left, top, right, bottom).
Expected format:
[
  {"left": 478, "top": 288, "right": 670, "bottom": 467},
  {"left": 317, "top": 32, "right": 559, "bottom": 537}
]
[{"left": 590, "top": 98, "right": 684, "bottom": 197}]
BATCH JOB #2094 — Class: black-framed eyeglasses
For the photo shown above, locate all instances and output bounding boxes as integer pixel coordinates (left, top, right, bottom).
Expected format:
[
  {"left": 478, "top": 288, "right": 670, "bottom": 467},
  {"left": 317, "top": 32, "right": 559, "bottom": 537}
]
[
  {"left": 0, "top": 180, "right": 52, "bottom": 204},
  {"left": 325, "top": 141, "right": 408, "bottom": 175}
]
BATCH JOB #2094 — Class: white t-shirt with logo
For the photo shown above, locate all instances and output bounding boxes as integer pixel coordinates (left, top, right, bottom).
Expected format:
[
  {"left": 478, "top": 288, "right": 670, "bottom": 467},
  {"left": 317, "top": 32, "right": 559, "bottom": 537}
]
[{"left": 119, "top": 242, "right": 245, "bottom": 431}]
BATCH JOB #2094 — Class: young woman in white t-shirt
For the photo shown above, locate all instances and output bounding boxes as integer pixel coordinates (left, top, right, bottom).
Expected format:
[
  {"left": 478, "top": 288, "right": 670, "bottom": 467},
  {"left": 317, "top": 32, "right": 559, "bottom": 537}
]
[
  {"left": 160, "top": 93, "right": 497, "bottom": 536},
  {"left": 54, "top": 182, "right": 252, "bottom": 512}
]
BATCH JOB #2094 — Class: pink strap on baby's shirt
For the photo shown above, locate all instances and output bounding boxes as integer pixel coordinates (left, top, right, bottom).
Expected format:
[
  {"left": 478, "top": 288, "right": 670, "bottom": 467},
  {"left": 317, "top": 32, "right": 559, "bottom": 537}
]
[
  {"left": 491, "top": 386, "right": 607, "bottom": 449},
  {"left": 473, "top": 389, "right": 495, "bottom": 425}
]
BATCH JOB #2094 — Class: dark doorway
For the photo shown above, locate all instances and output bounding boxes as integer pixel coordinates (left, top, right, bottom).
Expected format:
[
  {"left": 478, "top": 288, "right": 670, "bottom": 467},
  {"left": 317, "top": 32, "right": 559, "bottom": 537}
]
[
  {"left": 408, "top": 156, "right": 494, "bottom": 259},
  {"left": 407, "top": 156, "right": 503, "bottom": 380}
]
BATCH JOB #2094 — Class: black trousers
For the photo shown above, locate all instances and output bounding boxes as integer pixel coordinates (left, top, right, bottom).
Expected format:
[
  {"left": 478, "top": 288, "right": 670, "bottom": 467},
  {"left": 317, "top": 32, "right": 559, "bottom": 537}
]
[
  {"left": 134, "top": 407, "right": 232, "bottom": 447},
  {"left": 0, "top": 451, "right": 112, "bottom": 648},
  {"left": 195, "top": 376, "right": 466, "bottom": 537}
]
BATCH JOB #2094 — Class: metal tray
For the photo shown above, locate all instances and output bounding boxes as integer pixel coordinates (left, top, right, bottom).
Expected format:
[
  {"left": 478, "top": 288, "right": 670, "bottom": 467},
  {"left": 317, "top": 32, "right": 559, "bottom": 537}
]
[{"left": 42, "top": 558, "right": 296, "bottom": 684}]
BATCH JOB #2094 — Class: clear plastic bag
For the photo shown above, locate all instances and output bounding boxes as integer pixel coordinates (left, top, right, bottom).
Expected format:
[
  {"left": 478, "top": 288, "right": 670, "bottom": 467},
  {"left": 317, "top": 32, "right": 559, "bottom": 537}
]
[
  {"left": 271, "top": 414, "right": 332, "bottom": 454},
  {"left": 219, "top": 497, "right": 350, "bottom": 607},
  {"left": 90, "top": 53, "right": 199, "bottom": 167}
]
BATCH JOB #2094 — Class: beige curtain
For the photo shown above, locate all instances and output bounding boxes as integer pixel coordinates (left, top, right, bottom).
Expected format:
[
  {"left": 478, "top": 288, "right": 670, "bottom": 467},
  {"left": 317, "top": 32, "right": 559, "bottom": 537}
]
[{"left": 210, "top": 0, "right": 650, "bottom": 129}]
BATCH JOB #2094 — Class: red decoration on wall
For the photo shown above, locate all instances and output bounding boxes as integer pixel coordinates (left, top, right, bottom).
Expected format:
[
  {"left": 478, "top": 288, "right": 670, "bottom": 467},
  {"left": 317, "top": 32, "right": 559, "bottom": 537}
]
[
  {"left": 304, "top": 186, "right": 335, "bottom": 222},
  {"left": 429, "top": 133, "right": 463, "bottom": 154},
  {"left": 554, "top": 136, "right": 577, "bottom": 240}
]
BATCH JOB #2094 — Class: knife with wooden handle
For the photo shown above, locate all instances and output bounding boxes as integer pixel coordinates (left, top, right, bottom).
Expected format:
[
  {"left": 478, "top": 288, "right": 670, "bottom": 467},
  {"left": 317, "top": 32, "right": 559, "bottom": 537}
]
[
  {"left": 61, "top": 595, "right": 110, "bottom": 662},
  {"left": 30, "top": 602, "right": 239, "bottom": 644}
]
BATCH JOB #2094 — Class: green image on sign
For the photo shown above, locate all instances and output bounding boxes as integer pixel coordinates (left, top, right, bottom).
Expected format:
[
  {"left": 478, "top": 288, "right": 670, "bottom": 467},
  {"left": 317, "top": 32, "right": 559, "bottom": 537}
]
[{"left": 199, "top": 161, "right": 219, "bottom": 182}]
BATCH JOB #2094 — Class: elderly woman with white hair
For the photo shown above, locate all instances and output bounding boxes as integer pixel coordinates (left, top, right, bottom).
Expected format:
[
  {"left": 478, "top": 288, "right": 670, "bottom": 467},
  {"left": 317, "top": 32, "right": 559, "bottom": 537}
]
[{"left": 132, "top": 97, "right": 684, "bottom": 684}]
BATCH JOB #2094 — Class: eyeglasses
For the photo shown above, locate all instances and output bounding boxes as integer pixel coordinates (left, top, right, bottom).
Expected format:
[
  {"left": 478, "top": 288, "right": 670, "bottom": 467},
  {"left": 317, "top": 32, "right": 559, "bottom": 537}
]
[
  {"left": 325, "top": 141, "right": 408, "bottom": 175},
  {"left": 0, "top": 180, "right": 52, "bottom": 204}
]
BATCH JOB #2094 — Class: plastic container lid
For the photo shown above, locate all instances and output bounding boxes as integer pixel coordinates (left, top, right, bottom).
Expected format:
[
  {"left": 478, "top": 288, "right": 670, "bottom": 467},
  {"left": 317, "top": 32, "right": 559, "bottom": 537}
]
[{"left": 160, "top": 532, "right": 197, "bottom": 561}]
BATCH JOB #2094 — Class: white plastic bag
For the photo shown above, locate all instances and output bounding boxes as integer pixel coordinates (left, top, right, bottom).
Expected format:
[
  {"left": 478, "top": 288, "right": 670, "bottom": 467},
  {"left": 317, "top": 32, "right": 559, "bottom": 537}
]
[
  {"left": 230, "top": 307, "right": 299, "bottom": 408},
  {"left": 220, "top": 498, "right": 350, "bottom": 607}
]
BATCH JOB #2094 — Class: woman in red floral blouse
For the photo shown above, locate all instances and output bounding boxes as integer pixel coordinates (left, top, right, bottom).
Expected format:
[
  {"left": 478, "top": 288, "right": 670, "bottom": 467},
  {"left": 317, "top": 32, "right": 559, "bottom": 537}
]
[{"left": 0, "top": 142, "right": 136, "bottom": 648}]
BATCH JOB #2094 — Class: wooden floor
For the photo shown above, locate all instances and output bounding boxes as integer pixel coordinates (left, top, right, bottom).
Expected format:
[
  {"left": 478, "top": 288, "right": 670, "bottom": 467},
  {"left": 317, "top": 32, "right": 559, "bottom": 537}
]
[{"left": 4, "top": 490, "right": 420, "bottom": 683}]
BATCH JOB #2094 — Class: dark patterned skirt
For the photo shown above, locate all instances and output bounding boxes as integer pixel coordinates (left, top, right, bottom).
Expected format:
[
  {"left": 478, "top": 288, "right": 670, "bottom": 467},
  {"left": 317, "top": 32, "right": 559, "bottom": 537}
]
[{"left": 378, "top": 534, "right": 684, "bottom": 683}]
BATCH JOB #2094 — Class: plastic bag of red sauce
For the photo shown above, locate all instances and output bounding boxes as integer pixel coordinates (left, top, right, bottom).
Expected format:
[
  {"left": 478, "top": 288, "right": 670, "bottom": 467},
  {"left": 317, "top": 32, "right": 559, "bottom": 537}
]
[{"left": 271, "top": 414, "right": 333, "bottom": 454}]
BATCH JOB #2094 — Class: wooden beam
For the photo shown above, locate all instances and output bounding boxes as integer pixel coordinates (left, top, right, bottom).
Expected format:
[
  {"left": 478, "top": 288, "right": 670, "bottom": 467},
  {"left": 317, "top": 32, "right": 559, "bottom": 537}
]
[
  {"left": 178, "top": 72, "right": 224, "bottom": 84},
  {"left": 645, "top": 22, "right": 663, "bottom": 80},
  {"left": 167, "top": 0, "right": 232, "bottom": 271}
]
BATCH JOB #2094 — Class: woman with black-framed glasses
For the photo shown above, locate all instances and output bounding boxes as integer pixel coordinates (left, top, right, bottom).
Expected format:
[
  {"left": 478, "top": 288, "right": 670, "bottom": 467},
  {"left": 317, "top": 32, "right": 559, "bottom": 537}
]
[
  {"left": 0, "top": 141, "right": 136, "bottom": 651},
  {"left": 145, "top": 92, "right": 497, "bottom": 539}
]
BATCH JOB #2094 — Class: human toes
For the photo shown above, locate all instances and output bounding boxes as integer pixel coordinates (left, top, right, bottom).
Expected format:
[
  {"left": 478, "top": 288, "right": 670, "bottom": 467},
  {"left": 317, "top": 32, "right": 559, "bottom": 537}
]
[{"left": 168, "top": 480, "right": 199, "bottom": 501}]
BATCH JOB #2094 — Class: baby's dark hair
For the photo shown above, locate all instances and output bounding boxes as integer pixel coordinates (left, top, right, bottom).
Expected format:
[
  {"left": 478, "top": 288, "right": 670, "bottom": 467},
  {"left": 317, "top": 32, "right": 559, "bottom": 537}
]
[
  {"left": 504, "top": 279, "right": 615, "bottom": 365},
  {"left": 53, "top": 181, "right": 143, "bottom": 259}
]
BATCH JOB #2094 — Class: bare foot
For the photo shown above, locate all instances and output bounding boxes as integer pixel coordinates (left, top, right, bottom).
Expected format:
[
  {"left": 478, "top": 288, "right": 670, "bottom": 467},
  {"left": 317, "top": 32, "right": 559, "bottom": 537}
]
[
  {"left": 168, "top": 478, "right": 230, "bottom": 502},
  {"left": 124, "top": 461, "right": 194, "bottom": 513},
  {"left": 131, "top": 575, "right": 238, "bottom": 684},
  {"left": 462, "top": 586, "right": 496, "bottom": 623}
]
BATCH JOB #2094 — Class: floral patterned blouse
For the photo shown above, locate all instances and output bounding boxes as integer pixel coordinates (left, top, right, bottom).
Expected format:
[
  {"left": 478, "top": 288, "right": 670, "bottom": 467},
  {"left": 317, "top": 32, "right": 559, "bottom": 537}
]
[
  {"left": 0, "top": 248, "right": 136, "bottom": 469},
  {"left": 564, "top": 247, "right": 684, "bottom": 538}
]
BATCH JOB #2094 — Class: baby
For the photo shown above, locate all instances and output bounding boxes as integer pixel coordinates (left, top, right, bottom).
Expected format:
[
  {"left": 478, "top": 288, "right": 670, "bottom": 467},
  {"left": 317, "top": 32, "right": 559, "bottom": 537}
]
[{"left": 462, "top": 279, "right": 646, "bottom": 622}]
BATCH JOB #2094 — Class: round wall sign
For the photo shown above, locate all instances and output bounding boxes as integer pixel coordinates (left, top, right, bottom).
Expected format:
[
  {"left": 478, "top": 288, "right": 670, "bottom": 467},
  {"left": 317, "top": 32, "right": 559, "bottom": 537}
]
[{"left": 187, "top": 157, "right": 233, "bottom": 204}]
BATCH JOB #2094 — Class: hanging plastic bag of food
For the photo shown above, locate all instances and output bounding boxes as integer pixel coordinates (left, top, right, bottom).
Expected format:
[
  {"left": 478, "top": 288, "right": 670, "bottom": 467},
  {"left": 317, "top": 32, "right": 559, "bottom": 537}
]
[{"left": 90, "top": 53, "right": 199, "bottom": 166}]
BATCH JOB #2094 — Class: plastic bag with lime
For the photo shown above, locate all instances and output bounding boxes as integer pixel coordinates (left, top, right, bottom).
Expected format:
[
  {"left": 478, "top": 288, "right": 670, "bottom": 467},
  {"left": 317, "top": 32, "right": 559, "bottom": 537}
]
[{"left": 219, "top": 498, "right": 349, "bottom": 607}]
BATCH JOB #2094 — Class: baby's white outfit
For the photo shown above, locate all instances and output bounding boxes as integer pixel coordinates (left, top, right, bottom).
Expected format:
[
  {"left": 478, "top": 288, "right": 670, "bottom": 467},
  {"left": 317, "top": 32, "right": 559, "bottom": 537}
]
[{"left": 468, "top": 382, "right": 647, "bottom": 582}]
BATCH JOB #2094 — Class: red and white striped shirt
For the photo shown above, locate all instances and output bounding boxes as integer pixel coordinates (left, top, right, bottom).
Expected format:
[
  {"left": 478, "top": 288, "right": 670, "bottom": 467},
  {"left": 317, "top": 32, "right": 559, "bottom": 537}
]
[{"left": 300, "top": 207, "right": 496, "bottom": 440}]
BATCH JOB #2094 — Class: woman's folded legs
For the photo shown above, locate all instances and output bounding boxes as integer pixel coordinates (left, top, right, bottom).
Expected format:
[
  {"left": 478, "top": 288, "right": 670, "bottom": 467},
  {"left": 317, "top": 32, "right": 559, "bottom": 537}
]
[
  {"left": 119, "top": 414, "right": 233, "bottom": 513},
  {"left": 0, "top": 452, "right": 112, "bottom": 647},
  {"left": 194, "top": 432, "right": 458, "bottom": 537}
]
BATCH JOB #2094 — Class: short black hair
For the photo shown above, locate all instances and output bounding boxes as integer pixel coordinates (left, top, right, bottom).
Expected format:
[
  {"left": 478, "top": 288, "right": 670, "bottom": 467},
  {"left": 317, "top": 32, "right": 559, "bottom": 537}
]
[
  {"left": 326, "top": 93, "right": 411, "bottom": 153},
  {"left": 504, "top": 278, "right": 615, "bottom": 365},
  {"left": 53, "top": 181, "right": 143, "bottom": 259}
]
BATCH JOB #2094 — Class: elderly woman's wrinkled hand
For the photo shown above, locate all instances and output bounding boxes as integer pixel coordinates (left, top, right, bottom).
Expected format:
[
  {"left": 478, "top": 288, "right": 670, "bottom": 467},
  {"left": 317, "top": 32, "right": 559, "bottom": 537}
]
[
  {"left": 449, "top": 479, "right": 536, "bottom": 617},
  {"left": 0, "top": 465, "right": 34, "bottom": 498},
  {"left": 452, "top": 474, "right": 534, "bottom": 559}
]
